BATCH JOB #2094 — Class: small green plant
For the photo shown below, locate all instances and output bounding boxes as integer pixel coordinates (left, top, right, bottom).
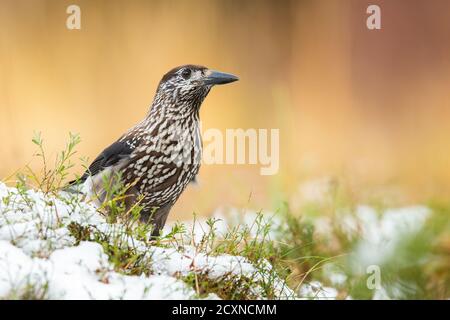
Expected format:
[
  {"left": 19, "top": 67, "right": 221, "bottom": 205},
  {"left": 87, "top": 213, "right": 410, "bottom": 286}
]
[
  {"left": 182, "top": 271, "right": 259, "bottom": 300},
  {"left": 26, "top": 131, "right": 81, "bottom": 194},
  {"left": 4, "top": 280, "right": 50, "bottom": 300},
  {"left": 67, "top": 221, "right": 154, "bottom": 276}
]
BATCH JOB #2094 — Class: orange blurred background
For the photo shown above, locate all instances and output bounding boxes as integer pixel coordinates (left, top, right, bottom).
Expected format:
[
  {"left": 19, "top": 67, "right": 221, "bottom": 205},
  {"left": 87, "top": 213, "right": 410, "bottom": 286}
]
[{"left": 1, "top": 0, "right": 450, "bottom": 219}]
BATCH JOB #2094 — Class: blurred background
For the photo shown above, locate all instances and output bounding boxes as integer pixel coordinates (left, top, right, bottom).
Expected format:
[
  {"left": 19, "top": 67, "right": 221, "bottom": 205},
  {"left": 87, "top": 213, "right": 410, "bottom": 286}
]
[{"left": 1, "top": 0, "right": 450, "bottom": 219}]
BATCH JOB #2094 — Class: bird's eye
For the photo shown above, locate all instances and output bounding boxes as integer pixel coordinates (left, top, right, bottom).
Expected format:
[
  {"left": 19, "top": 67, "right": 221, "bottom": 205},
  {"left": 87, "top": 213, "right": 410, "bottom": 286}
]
[{"left": 181, "top": 68, "right": 192, "bottom": 79}]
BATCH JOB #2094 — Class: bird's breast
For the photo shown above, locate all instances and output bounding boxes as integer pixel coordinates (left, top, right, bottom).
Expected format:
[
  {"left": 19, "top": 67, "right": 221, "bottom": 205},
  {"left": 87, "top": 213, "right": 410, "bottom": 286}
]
[{"left": 123, "top": 121, "right": 202, "bottom": 205}]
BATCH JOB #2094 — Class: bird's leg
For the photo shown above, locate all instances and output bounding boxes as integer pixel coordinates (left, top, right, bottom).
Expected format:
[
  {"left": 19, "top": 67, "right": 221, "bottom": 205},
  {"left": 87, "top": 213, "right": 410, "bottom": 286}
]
[{"left": 140, "top": 203, "right": 173, "bottom": 238}]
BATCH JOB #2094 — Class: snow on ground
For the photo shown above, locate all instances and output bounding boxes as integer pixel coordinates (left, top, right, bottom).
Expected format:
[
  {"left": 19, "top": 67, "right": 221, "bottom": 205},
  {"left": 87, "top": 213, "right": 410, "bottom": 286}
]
[
  {"left": 298, "top": 281, "right": 339, "bottom": 300},
  {"left": 163, "top": 206, "right": 284, "bottom": 245},
  {"left": 312, "top": 204, "right": 430, "bottom": 267},
  {"left": 348, "top": 205, "right": 430, "bottom": 268},
  {"left": 0, "top": 180, "right": 433, "bottom": 300},
  {"left": 165, "top": 204, "right": 432, "bottom": 300},
  {"left": 309, "top": 204, "right": 431, "bottom": 300},
  {"left": 0, "top": 182, "right": 294, "bottom": 299}
]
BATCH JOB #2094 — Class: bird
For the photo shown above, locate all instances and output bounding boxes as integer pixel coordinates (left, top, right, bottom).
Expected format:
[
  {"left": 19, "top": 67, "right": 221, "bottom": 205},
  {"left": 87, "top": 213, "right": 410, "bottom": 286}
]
[{"left": 68, "top": 65, "right": 238, "bottom": 237}]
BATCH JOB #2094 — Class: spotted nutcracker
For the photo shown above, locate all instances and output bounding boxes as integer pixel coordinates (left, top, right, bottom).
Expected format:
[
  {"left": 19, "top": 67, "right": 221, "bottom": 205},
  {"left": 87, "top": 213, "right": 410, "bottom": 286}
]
[{"left": 69, "top": 65, "right": 238, "bottom": 236}]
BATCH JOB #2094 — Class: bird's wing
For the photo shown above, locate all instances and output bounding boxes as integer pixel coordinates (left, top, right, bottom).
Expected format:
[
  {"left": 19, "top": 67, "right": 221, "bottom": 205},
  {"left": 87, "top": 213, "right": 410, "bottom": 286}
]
[{"left": 68, "top": 139, "right": 135, "bottom": 186}]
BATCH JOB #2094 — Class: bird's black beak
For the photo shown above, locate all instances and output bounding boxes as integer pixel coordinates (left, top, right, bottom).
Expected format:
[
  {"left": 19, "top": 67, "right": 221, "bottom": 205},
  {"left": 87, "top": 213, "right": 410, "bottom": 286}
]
[{"left": 204, "top": 70, "right": 239, "bottom": 85}]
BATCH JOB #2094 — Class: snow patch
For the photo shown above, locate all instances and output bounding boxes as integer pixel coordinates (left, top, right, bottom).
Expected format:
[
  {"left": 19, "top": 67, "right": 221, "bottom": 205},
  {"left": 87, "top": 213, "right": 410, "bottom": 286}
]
[{"left": 0, "top": 182, "right": 293, "bottom": 299}]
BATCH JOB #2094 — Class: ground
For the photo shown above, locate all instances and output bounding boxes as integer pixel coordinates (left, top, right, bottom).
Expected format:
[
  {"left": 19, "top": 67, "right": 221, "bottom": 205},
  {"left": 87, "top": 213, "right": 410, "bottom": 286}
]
[
  {"left": 0, "top": 182, "right": 294, "bottom": 299},
  {"left": 0, "top": 178, "right": 447, "bottom": 300}
]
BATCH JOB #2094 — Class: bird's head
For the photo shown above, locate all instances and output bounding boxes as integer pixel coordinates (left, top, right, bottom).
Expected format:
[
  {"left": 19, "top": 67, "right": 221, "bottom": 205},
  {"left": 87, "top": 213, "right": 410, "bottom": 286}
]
[{"left": 152, "top": 65, "right": 238, "bottom": 115}]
